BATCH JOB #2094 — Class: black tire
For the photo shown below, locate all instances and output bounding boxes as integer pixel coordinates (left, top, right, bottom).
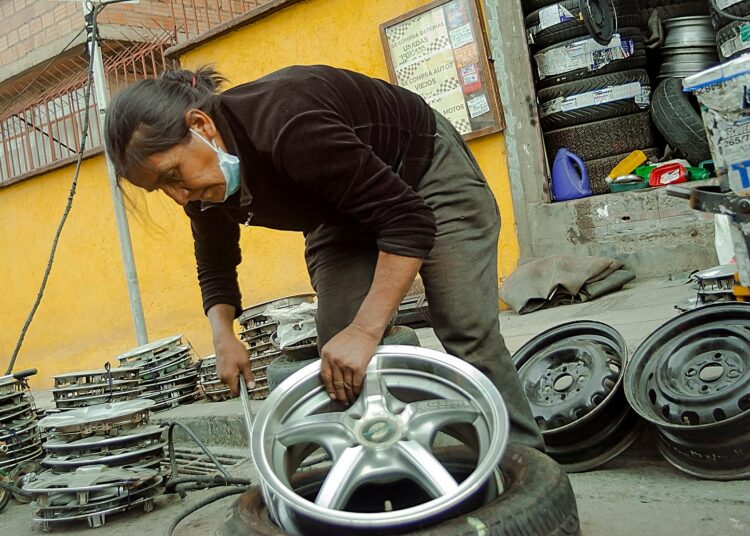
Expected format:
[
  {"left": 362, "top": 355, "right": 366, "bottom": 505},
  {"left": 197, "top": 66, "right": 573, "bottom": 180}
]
[
  {"left": 522, "top": 0, "right": 567, "bottom": 15},
  {"left": 266, "top": 326, "right": 421, "bottom": 391},
  {"left": 642, "top": 0, "right": 708, "bottom": 8},
  {"left": 586, "top": 147, "right": 661, "bottom": 194},
  {"left": 535, "top": 28, "right": 647, "bottom": 90},
  {"left": 267, "top": 354, "right": 317, "bottom": 391},
  {"left": 220, "top": 444, "right": 581, "bottom": 536},
  {"left": 544, "top": 110, "right": 655, "bottom": 163},
  {"left": 538, "top": 69, "right": 651, "bottom": 130},
  {"left": 0, "top": 485, "right": 9, "bottom": 512},
  {"left": 650, "top": 77, "right": 711, "bottom": 165},
  {"left": 711, "top": 0, "right": 750, "bottom": 30},
  {"left": 526, "top": 0, "right": 641, "bottom": 50},
  {"left": 717, "top": 20, "right": 750, "bottom": 60},
  {"left": 9, "top": 461, "right": 41, "bottom": 504}
]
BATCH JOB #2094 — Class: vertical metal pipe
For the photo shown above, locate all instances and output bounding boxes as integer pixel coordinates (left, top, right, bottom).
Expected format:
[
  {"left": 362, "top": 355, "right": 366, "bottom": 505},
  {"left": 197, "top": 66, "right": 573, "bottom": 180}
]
[{"left": 84, "top": 0, "right": 148, "bottom": 344}]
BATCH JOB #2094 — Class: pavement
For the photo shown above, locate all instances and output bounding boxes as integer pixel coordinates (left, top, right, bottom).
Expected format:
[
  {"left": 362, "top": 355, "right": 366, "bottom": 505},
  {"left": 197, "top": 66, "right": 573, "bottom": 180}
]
[{"left": 5, "top": 277, "right": 750, "bottom": 535}]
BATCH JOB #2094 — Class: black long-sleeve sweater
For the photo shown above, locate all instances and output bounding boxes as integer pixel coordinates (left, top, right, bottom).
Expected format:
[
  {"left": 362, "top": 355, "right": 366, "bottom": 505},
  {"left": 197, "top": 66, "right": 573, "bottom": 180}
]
[{"left": 184, "top": 65, "right": 438, "bottom": 316}]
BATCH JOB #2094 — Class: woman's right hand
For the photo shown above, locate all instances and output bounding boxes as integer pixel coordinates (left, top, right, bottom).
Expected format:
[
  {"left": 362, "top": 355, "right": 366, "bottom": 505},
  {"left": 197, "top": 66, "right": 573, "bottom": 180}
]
[{"left": 215, "top": 333, "right": 255, "bottom": 397}]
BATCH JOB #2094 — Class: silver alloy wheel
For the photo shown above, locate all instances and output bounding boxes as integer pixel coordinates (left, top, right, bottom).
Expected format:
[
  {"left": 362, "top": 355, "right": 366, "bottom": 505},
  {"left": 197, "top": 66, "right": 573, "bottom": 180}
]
[{"left": 251, "top": 345, "right": 509, "bottom": 535}]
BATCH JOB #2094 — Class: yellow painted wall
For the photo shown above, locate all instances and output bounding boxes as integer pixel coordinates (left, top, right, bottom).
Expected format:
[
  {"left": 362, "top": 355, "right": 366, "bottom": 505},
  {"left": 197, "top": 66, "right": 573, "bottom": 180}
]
[
  {"left": 0, "top": 0, "right": 520, "bottom": 388},
  {"left": 180, "top": 0, "right": 521, "bottom": 279}
]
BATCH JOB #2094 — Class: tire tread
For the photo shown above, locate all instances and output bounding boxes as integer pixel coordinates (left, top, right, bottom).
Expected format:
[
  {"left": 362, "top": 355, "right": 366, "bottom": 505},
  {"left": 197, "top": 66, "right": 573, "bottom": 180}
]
[
  {"left": 544, "top": 110, "right": 655, "bottom": 162},
  {"left": 538, "top": 68, "right": 651, "bottom": 130},
  {"left": 650, "top": 77, "right": 710, "bottom": 164}
]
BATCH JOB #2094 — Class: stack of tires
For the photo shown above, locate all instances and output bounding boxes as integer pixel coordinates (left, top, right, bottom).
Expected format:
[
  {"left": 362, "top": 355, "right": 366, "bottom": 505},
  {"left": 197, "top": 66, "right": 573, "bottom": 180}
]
[
  {"left": 646, "top": 1, "right": 716, "bottom": 168},
  {"left": 525, "top": 0, "right": 657, "bottom": 195},
  {"left": 711, "top": 0, "right": 750, "bottom": 60}
]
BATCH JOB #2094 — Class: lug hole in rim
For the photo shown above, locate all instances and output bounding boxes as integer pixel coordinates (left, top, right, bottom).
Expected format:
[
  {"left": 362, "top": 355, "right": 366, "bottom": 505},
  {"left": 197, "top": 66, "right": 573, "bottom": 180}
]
[{"left": 681, "top": 411, "right": 700, "bottom": 425}]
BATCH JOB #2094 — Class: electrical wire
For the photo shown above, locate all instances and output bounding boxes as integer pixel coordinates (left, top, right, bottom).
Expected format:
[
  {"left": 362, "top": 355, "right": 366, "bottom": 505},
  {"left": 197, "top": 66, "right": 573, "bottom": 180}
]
[
  {"left": 710, "top": 0, "right": 750, "bottom": 22},
  {"left": 165, "top": 488, "right": 246, "bottom": 536},
  {"left": 0, "top": 26, "right": 86, "bottom": 119},
  {"left": 4, "top": 7, "right": 100, "bottom": 375}
]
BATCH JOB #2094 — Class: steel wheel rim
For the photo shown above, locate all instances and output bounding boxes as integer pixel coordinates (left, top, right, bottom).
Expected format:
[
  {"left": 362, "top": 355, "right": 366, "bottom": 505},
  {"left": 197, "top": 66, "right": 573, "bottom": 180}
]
[
  {"left": 513, "top": 321, "right": 640, "bottom": 471},
  {"left": 251, "top": 345, "right": 508, "bottom": 535},
  {"left": 624, "top": 303, "right": 750, "bottom": 479}
]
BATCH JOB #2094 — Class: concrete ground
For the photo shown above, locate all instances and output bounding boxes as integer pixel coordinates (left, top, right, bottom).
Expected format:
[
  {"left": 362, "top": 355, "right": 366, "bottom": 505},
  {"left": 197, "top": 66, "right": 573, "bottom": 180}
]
[{"left": 5, "top": 277, "right": 750, "bottom": 535}]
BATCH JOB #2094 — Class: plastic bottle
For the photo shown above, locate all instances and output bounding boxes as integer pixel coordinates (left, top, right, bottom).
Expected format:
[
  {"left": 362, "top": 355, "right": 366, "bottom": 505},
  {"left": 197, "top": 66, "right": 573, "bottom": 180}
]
[
  {"left": 649, "top": 162, "right": 687, "bottom": 187},
  {"left": 607, "top": 150, "right": 648, "bottom": 182},
  {"left": 551, "top": 149, "right": 592, "bottom": 201}
]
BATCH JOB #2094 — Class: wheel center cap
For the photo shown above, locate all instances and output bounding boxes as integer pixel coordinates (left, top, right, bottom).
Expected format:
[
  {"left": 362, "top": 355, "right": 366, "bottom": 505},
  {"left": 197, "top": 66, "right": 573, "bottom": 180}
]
[{"left": 361, "top": 419, "right": 398, "bottom": 444}]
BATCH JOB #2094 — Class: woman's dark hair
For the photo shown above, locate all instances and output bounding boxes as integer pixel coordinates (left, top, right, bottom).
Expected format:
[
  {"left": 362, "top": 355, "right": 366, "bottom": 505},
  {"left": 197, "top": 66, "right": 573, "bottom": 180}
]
[{"left": 104, "top": 65, "right": 226, "bottom": 182}]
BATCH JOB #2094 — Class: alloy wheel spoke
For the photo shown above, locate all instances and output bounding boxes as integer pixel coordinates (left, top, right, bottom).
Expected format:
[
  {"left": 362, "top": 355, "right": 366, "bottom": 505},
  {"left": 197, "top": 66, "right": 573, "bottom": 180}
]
[
  {"left": 275, "top": 413, "right": 358, "bottom": 461},
  {"left": 314, "top": 445, "right": 367, "bottom": 509},
  {"left": 401, "top": 399, "right": 480, "bottom": 447},
  {"left": 395, "top": 440, "right": 459, "bottom": 498},
  {"left": 358, "top": 371, "right": 391, "bottom": 415}
]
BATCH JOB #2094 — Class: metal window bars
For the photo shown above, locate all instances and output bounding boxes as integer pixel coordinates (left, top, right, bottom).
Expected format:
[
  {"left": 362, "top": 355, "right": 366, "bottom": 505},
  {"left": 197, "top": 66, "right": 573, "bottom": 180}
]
[
  {"left": 0, "top": 0, "right": 266, "bottom": 185},
  {"left": 0, "top": 32, "right": 175, "bottom": 185}
]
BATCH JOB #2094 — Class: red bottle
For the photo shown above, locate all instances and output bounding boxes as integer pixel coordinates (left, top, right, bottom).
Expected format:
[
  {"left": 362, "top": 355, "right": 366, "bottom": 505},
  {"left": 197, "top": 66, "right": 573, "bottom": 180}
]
[{"left": 649, "top": 163, "right": 687, "bottom": 188}]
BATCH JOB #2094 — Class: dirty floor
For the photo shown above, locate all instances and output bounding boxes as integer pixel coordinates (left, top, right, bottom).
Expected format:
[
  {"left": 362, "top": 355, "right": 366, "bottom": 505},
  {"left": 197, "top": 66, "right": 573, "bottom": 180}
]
[{"left": 4, "top": 277, "right": 750, "bottom": 535}]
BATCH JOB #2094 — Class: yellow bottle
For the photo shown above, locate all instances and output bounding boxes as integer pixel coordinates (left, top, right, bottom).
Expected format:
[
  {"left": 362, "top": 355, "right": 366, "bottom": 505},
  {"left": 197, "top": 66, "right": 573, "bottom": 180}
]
[{"left": 607, "top": 150, "right": 648, "bottom": 182}]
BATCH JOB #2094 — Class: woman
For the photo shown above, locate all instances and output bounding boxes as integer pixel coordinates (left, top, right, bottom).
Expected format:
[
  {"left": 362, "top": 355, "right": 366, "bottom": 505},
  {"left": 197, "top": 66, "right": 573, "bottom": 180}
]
[{"left": 105, "top": 64, "right": 543, "bottom": 450}]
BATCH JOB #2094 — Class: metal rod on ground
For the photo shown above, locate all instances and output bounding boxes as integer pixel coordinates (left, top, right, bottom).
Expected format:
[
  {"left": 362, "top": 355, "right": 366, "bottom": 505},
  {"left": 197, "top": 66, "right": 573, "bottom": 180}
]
[{"left": 82, "top": 0, "right": 148, "bottom": 345}]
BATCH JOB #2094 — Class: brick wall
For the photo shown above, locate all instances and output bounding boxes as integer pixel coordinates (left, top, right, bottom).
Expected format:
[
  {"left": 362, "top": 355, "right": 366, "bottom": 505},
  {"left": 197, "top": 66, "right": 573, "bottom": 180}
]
[
  {"left": 0, "top": 0, "right": 260, "bottom": 74},
  {"left": 0, "top": 0, "right": 80, "bottom": 68}
]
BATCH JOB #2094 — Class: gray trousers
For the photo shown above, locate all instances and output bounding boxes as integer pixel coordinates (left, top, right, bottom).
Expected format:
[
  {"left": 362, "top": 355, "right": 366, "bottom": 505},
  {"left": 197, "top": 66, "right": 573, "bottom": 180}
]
[{"left": 304, "top": 112, "right": 544, "bottom": 450}]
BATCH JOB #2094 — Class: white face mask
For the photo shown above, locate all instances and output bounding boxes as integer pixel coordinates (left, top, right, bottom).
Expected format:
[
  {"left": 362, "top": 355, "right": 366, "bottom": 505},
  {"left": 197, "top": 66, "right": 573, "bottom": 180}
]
[{"left": 191, "top": 129, "right": 241, "bottom": 202}]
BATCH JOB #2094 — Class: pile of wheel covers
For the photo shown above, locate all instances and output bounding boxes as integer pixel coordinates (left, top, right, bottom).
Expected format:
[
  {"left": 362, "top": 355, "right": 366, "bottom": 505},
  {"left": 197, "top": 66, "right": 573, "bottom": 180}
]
[
  {"left": 197, "top": 355, "right": 231, "bottom": 401},
  {"left": 115, "top": 335, "right": 201, "bottom": 412},
  {"left": 0, "top": 372, "right": 43, "bottom": 509},
  {"left": 249, "top": 346, "right": 511, "bottom": 535},
  {"left": 51, "top": 367, "right": 141, "bottom": 409},
  {"left": 512, "top": 320, "right": 642, "bottom": 472},
  {"left": 25, "top": 399, "right": 165, "bottom": 529},
  {"left": 0, "top": 374, "right": 43, "bottom": 470},
  {"left": 676, "top": 264, "right": 737, "bottom": 311},
  {"left": 624, "top": 303, "right": 750, "bottom": 480},
  {"left": 237, "top": 294, "right": 317, "bottom": 400}
]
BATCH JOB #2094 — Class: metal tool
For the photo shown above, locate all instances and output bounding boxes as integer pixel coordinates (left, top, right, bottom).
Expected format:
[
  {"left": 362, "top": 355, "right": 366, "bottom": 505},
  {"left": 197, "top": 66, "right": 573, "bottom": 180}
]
[{"left": 238, "top": 379, "right": 254, "bottom": 449}]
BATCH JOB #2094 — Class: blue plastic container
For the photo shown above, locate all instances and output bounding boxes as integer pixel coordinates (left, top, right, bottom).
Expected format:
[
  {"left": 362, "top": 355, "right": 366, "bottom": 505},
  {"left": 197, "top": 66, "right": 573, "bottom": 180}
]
[{"left": 551, "top": 148, "right": 592, "bottom": 201}]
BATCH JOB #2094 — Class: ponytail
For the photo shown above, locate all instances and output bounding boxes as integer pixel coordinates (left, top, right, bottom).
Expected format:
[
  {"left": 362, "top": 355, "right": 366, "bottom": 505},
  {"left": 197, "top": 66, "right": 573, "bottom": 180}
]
[{"left": 104, "top": 65, "right": 226, "bottom": 182}]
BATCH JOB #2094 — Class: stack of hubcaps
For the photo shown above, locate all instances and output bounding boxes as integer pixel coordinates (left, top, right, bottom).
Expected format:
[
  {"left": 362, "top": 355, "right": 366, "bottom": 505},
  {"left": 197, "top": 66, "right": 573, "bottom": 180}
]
[
  {"left": 51, "top": 368, "right": 141, "bottom": 409},
  {"left": 238, "top": 294, "right": 317, "bottom": 400},
  {"left": 197, "top": 355, "right": 231, "bottom": 402},
  {"left": 116, "top": 336, "right": 200, "bottom": 412},
  {"left": 513, "top": 321, "right": 642, "bottom": 472},
  {"left": 248, "top": 346, "right": 508, "bottom": 535},
  {"left": 624, "top": 303, "right": 750, "bottom": 480},
  {"left": 0, "top": 373, "right": 43, "bottom": 473},
  {"left": 25, "top": 399, "right": 165, "bottom": 529}
]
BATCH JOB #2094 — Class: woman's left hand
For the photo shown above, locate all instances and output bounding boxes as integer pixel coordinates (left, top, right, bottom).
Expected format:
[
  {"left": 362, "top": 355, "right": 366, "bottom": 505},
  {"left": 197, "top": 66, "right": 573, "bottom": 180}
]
[{"left": 320, "top": 322, "right": 381, "bottom": 404}]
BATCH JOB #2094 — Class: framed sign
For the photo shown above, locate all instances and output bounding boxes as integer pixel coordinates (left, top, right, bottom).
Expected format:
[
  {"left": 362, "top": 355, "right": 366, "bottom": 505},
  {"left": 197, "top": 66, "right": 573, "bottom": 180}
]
[{"left": 380, "top": 0, "right": 505, "bottom": 141}]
